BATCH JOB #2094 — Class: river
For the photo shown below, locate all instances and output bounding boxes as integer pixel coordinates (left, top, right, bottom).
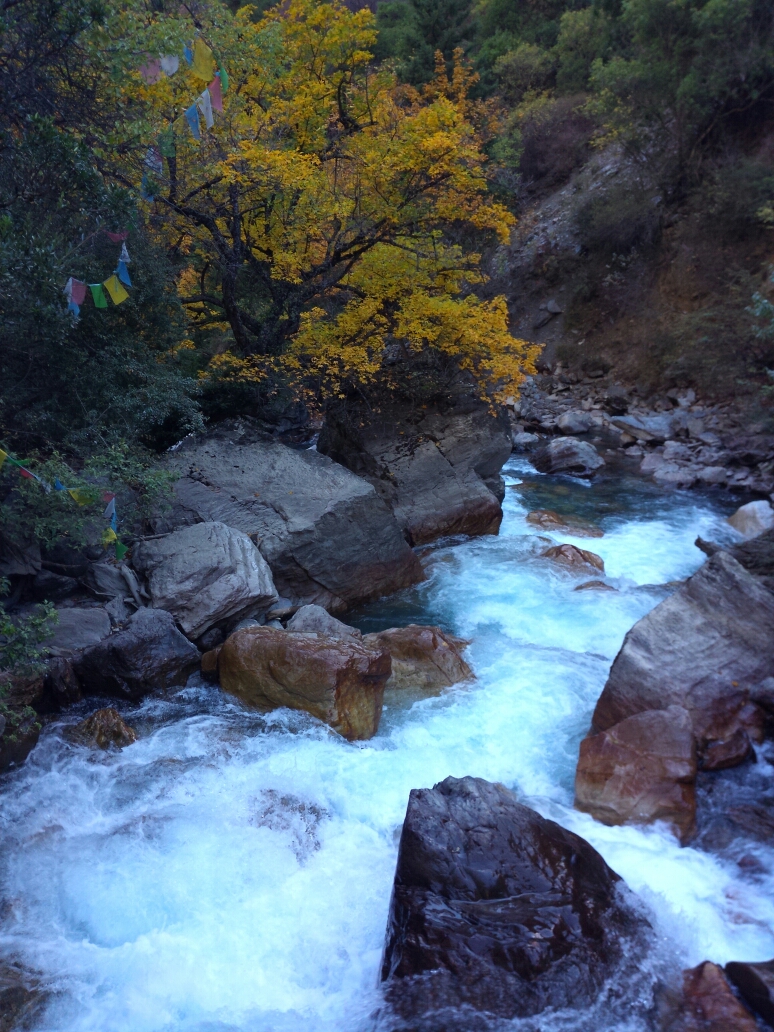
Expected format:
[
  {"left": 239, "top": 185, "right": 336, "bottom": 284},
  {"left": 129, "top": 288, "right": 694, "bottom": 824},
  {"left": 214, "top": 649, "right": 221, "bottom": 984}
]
[{"left": 2, "top": 455, "right": 773, "bottom": 1031}]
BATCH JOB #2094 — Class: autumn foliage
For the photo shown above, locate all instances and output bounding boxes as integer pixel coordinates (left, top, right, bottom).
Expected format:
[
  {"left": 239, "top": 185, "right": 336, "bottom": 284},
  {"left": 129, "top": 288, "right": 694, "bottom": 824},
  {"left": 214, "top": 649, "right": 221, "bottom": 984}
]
[{"left": 114, "top": 0, "right": 537, "bottom": 404}]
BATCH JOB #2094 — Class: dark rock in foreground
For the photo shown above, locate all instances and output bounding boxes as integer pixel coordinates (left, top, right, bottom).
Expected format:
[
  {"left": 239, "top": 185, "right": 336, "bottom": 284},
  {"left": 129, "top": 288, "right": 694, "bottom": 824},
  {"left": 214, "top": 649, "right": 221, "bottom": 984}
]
[
  {"left": 725, "top": 959, "right": 774, "bottom": 1028},
  {"left": 381, "top": 776, "right": 647, "bottom": 1027}
]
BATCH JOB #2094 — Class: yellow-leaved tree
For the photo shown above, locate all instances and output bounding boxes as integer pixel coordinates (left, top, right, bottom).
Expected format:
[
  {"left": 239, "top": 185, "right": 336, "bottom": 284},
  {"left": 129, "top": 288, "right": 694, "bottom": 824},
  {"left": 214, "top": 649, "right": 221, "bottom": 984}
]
[{"left": 108, "top": 0, "right": 538, "bottom": 404}]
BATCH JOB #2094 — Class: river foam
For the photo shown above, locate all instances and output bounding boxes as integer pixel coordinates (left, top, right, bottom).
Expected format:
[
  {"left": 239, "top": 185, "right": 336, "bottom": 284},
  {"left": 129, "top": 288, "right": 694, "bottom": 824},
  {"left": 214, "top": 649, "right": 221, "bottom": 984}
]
[{"left": 1, "top": 458, "right": 772, "bottom": 1031}]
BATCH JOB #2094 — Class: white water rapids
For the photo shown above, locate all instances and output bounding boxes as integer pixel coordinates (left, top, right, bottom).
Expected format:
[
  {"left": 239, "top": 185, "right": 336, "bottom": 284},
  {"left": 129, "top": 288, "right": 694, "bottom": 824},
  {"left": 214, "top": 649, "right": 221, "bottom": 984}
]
[{"left": 2, "top": 456, "right": 774, "bottom": 1031}]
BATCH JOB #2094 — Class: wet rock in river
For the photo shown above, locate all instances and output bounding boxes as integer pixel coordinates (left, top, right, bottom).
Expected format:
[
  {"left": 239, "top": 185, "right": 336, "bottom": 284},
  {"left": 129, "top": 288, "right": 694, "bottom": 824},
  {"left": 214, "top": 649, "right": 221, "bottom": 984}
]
[
  {"left": 725, "top": 959, "right": 774, "bottom": 1027},
  {"left": 575, "top": 706, "right": 697, "bottom": 844},
  {"left": 71, "top": 708, "right": 137, "bottom": 749},
  {"left": 532, "top": 437, "right": 605, "bottom": 477},
  {"left": 133, "top": 521, "right": 278, "bottom": 639},
  {"left": 557, "top": 409, "right": 595, "bottom": 434},
  {"left": 381, "top": 776, "right": 648, "bottom": 1026},
  {"left": 526, "top": 508, "right": 604, "bottom": 537},
  {"left": 591, "top": 552, "right": 773, "bottom": 760},
  {"left": 575, "top": 579, "right": 617, "bottom": 591},
  {"left": 362, "top": 625, "right": 472, "bottom": 693},
  {"left": 74, "top": 608, "right": 200, "bottom": 701},
  {"left": 219, "top": 626, "right": 390, "bottom": 740},
  {"left": 542, "top": 542, "right": 605, "bottom": 572},
  {"left": 665, "top": 961, "right": 759, "bottom": 1032}
]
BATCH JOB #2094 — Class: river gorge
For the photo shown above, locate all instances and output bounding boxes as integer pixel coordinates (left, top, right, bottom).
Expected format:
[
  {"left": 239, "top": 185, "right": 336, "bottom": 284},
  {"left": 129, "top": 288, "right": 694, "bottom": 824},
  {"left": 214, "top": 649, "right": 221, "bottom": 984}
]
[{"left": 2, "top": 454, "right": 773, "bottom": 1032}]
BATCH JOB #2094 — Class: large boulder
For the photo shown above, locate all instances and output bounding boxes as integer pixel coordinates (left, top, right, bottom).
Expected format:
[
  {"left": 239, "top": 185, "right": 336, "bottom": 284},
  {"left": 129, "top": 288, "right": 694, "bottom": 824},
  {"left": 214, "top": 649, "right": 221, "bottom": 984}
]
[
  {"left": 728, "top": 500, "right": 774, "bottom": 540},
  {"left": 318, "top": 398, "right": 512, "bottom": 545},
  {"left": 362, "top": 625, "right": 472, "bottom": 692},
  {"left": 591, "top": 551, "right": 774, "bottom": 760},
  {"left": 574, "top": 706, "right": 697, "bottom": 843},
  {"left": 381, "top": 776, "right": 647, "bottom": 1026},
  {"left": 286, "top": 604, "right": 362, "bottom": 641},
  {"left": 557, "top": 409, "right": 595, "bottom": 434},
  {"left": 218, "top": 626, "right": 390, "bottom": 740},
  {"left": 44, "top": 607, "right": 111, "bottom": 657},
  {"left": 74, "top": 608, "right": 200, "bottom": 701},
  {"left": 156, "top": 420, "right": 422, "bottom": 612},
  {"left": 132, "top": 522, "right": 277, "bottom": 639},
  {"left": 532, "top": 437, "right": 605, "bottom": 477}
]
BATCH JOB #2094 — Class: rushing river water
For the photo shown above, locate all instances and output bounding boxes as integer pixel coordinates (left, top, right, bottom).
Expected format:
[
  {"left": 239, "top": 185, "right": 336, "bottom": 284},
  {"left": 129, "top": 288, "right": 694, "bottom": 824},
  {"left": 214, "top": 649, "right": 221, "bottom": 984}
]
[{"left": 2, "top": 455, "right": 774, "bottom": 1032}]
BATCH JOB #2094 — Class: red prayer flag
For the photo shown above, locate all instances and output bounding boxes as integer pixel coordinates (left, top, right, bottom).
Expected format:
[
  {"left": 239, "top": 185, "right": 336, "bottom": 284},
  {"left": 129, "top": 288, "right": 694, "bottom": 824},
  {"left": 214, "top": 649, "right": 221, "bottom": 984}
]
[
  {"left": 105, "top": 231, "right": 128, "bottom": 243},
  {"left": 139, "top": 58, "right": 163, "bottom": 84},
  {"left": 208, "top": 74, "right": 223, "bottom": 113},
  {"left": 102, "top": 491, "right": 116, "bottom": 502},
  {"left": 71, "top": 279, "right": 87, "bottom": 305},
  {"left": 19, "top": 467, "right": 35, "bottom": 480}
]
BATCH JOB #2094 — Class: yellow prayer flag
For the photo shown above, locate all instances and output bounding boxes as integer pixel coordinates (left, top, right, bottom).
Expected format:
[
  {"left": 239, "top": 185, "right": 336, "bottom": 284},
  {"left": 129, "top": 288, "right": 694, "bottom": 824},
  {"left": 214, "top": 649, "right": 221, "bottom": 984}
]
[
  {"left": 102, "top": 528, "right": 118, "bottom": 545},
  {"left": 191, "top": 39, "right": 216, "bottom": 81},
  {"left": 68, "top": 488, "right": 96, "bottom": 506},
  {"left": 0, "top": 449, "right": 7, "bottom": 471},
  {"left": 104, "top": 275, "right": 129, "bottom": 305}
]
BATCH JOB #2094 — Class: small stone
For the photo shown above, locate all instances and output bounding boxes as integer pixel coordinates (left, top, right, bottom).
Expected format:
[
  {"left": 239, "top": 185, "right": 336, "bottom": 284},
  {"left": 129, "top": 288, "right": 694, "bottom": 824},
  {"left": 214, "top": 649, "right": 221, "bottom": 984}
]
[
  {"left": 546, "top": 298, "right": 562, "bottom": 314},
  {"left": 542, "top": 543, "right": 605, "bottom": 572},
  {"left": 574, "top": 580, "right": 616, "bottom": 591},
  {"left": 557, "top": 410, "right": 595, "bottom": 434},
  {"left": 72, "top": 708, "right": 137, "bottom": 749},
  {"left": 696, "top": 466, "right": 727, "bottom": 485},
  {"left": 512, "top": 431, "right": 540, "bottom": 450}
]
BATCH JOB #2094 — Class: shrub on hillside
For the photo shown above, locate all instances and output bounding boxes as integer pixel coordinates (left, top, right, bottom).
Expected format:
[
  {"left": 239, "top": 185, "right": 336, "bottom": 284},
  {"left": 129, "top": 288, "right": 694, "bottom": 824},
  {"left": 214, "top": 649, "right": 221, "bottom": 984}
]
[{"left": 574, "top": 183, "right": 661, "bottom": 254}]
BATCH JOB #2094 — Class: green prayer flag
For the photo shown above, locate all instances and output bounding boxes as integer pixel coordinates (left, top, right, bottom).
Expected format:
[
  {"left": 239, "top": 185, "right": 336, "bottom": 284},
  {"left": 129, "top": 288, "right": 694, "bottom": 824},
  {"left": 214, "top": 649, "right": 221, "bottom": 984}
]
[
  {"left": 115, "top": 541, "right": 128, "bottom": 561},
  {"left": 219, "top": 66, "right": 229, "bottom": 92},
  {"left": 90, "top": 283, "right": 108, "bottom": 309}
]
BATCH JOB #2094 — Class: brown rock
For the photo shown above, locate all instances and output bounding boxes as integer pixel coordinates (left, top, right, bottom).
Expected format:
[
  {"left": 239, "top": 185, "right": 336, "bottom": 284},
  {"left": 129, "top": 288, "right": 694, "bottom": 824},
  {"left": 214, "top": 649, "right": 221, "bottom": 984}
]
[
  {"left": 575, "top": 706, "right": 697, "bottom": 843},
  {"left": 701, "top": 727, "right": 754, "bottom": 771},
  {"left": 542, "top": 543, "right": 605, "bottom": 572},
  {"left": 574, "top": 580, "right": 617, "bottom": 592},
  {"left": 725, "top": 959, "right": 774, "bottom": 1027},
  {"left": 72, "top": 708, "right": 137, "bottom": 749},
  {"left": 201, "top": 646, "right": 221, "bottom": 682},
  {"left": 591, "top": 552, "right": 774, "bottom": 758},
  {"left": 667, "top": 961, "right": 758, "bottom": 1032},
  {"left": 362, "top": 625, "right": 472, "bottom": 693},
  {"left": 527, "top": 509, "right": 604, "bottom": 537},
  {"left": 218, "top": 627, "right": 390, "bottom": 740}
]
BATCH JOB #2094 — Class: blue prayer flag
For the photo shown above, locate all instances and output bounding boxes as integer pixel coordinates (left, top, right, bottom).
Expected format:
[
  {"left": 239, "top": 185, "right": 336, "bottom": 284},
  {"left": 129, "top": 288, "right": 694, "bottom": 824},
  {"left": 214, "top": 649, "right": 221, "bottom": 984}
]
[
  {"left": 117, "top": 260, "right": 132, "bottom": 287},
  {"left": 184, "top": 45, "right": 193, "bottom": 65},
  {"left": 185, "top": 103, "right": 201, "bottom": 140}
]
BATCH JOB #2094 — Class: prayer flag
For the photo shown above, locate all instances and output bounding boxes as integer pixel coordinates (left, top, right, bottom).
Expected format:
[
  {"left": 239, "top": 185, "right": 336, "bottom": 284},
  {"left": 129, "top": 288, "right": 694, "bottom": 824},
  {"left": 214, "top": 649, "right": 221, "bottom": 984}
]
[
  {"left": 160, "top": 54, "right": 180, "bottom": 76},
  {"left": 0, "top": 449, "right": 6, "bottom": 471},
  {"left": 191, "top": 39, "right": 216, "bottom": 81},
  {"left": 19, "top": 468, "right": 35, "bottom": 479},
  {"left": 140, "top": 173, "right": 154, "bottom": 202},
  {"left": 90, "top": 283, "right": 108, "bottom": 308},
  {"left": 104, "top": 275, "right": 129, "bottom": 305},
  {"left": 119, "top": 243, "right": 131, "bottom": 264},
  {"left": 54, "top": 479, "right": 66, "bottom": 490},
  {"left": 184, "top": 44, "right": 193, "bottom": 65},
  {"left": 159, "top": 128, "right": 175, "bottom": 158},
  {"left": 64, "top": 277, "right": 74, "bottom": 300},
  {"left": 197, "top": 88, "right": 214, "bottom": 129},
  {"left": 115, "top": 541, "right": 128, "bottom": 561},
  {"left": 208, "top": 74, "right": 223, "bottom": 113},
  {"left": 139, "top": 58, "right": 163, "bottom": 84},
  {"left": 71, "top": 279, "right": 87, "bottom": 305},
  {"left": 102, "top": 491, "right": 115, "bottom": 503},
  {"left": 102, "top": 528, "right": 118, "bottom": 545},
  {"left": 103, "top": 497, "right": 116, "bottom": 520},
  {"left": 185, "top": 103, "right": 201, "bottom": 140},
  {"left": 68, "top": 488, "right": 96, "bottom": 505},
  {"left": 110, "top": 512, "right": 118, "bottom": 533},
  {"left": 68, "top": 301, "right": 80, "bottom": 318},
  {"left": 117, "top": 261, "right": 132, "bottom": 287},
  {"left": 145, "top": 145, "right": 163, "bottom": 175},
  {"left": 105, "top": 231, "right": 128, "bottom": 243},
  {"left": 218, "top": 67, "right": 229, "bottom": 92}
]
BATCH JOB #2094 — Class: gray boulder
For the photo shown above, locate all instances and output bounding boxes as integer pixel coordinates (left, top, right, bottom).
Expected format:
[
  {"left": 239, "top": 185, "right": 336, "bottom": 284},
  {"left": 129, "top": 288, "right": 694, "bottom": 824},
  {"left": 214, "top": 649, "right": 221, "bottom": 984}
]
[
  {"left": 133, "top": 522, "right": 278, "bottom": 638},
  {"left": 318, "top": 398, "right": 512, "bottom": 545},
  {"left": 592, "top": 551, "right": 774, "bottom": 759},
  {"left": 45, "top": 607, "right": 111, "bottom": 657},
  {"left": 611, "top": 414, "right": 674, "bottom": 443},
  {"left": 533, "top": 437, "right": 605, "bottom": 477},
  {"left": 74, "top": 608, "right": 200, "bottom": 700},
  {"left": 557, "top": 409, "right": 595, "bottom": 434},
  {"left": 286, "top": 604, "right": 362, "bottom": 641},
  {"left": 156, "top": 421, "right": 422, "bottom": 612}
]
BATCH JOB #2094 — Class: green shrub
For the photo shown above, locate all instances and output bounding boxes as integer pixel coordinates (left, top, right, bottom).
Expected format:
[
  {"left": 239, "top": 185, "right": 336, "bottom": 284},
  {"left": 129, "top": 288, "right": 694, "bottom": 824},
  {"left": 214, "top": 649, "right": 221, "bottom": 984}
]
[
  {"left": 575, "top": 183, "right": 661, "bottom": 254},
  {"left": 693, "top": 160, "right": 774, "bottom": 243}
]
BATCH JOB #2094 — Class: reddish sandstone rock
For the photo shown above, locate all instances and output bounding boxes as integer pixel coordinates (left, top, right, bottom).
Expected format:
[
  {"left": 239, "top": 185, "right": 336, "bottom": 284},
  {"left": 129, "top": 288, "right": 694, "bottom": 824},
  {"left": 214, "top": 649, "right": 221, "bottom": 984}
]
[
  {"left": 575, "top": 705, "right": 697, "bottom": 843},
  {"left": 72, "top": 708, "right": 137, "bottom": 749},
  {"left": 667, "top": 962, "right": 758, "bottom": 1032},
  {"left": 218, "top": 626, "right": 390, "bottom": 740},
  {"left": 542, "top": 543, "right": 605, "bottom": 573},
  {"left": 362, "top": 625, "right": 472, "bottom": 693},
  {"left": 526, "top": 509, "right": 604, "bottom": 538}
]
